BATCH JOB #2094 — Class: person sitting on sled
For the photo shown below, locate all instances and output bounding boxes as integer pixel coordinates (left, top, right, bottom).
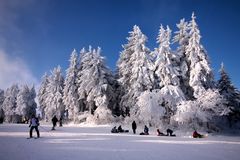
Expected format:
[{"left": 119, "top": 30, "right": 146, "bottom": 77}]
[
  {"left": 157, "top": 129, "right": 166, "bottom": 136},
  {"left": 111, "top": 126, "right": 118, "bottom": 133},
  {"left": 193, "top": 130, "right": 204, "bottom": 138}
]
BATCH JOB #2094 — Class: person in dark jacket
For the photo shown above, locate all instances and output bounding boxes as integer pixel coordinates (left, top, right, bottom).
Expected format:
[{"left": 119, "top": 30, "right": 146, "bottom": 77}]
[
  {"left": 29, "top": 115, "right": 40, "bottom": 138},
  {"left": 51, "top": 115, "right": 58, "bottom": 130},
  {"left": 144, "top": 125, "right": 149, "bottom": 135},
  {"left": 59, "top": 117, "right": 63, "bottom": 127},
  {"left": 111, "top": 126, "right": 118, "bottom": 133},
  {"left": 117, "top": 125, "right": 124, "bottom": 133},
  {"left": 166, "top": 128, "right": 176, "bottom": 136},
  {"left": 132, "top": 121, "right": 137, "bottom": 134}
]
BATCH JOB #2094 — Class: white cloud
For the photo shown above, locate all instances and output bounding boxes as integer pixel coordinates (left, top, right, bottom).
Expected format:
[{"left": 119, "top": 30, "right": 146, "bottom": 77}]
[{"left": 0, "top": 50, "right": 38, "bottom": 89}]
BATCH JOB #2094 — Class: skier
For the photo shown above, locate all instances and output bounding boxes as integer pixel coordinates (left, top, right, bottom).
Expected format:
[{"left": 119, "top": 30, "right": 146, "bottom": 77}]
[
  {"left": 29, "top": 115, "right": 40, "bottom": 138},
  {"left": 51, "top": 115, "right": 58, "bottom": 130},
  {"left": 132, "top": 121, "right": 137, "bottom": 134}
]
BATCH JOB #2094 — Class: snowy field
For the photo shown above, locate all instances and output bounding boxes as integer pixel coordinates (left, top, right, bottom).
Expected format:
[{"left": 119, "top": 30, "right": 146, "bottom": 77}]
[{"left": 0, "top": 124, "right": 240, "bottom": 160}]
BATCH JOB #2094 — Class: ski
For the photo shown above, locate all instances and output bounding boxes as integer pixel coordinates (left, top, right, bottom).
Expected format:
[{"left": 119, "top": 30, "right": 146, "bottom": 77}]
[{"left": 27, "top": 137, "right": 41, "bottom": 139}]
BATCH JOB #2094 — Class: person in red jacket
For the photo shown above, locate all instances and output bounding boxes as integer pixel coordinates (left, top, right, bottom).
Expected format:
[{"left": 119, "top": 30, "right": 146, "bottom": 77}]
[{"left": 193, "top": 130, "right": 204, "bottom": 138}]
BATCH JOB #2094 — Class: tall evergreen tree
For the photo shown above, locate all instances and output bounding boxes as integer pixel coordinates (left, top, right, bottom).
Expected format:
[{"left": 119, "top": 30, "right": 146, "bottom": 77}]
[
  {"left": 2, "top": 84, "right": 19, "bottom": 122},
  {"left": 155, "top": 25, "right": 180, "bottom": 88},
  {"left": 78, "top": 47, "right": 116, "bottom": 117},
  {"left": 44, "top": 66, "right": 65, "bottom": 121},
  {"left": 218, "top": 63, "right": 240, "bottom": 125},
  {"left": 16, "top": 85, "right": 37, "bottom": 120},
  {"left": 185, "top": 13, "right": 214, "bottom": 98},
  {"left": 0, "top": 89, "right": 4, "bottom": 123},
  {"left": 154, "top": 25, "right": 185, "bottom": 121},
  {"left": 173, "top": 18, "right": 193, "bottom": 99},
  {"left": 63, "top": 49, "right": 79, "bottom": 121},
  {"left": 117, "top": 25, "right": 155, "bottom": 116},
  {"left": 76, "top": 48, "right": 87, "bottom": 113},
  {"left": 38, "top": 73, "right": 49, "bottom": 120}
]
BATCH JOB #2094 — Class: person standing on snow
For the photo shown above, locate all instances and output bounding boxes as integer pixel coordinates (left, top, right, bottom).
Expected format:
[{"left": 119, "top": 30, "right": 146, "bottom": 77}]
[
  {"left": 29, "top": 115, "right": 40, "bottom": 138},
  {"left": 51, "top": 115, "right": 58, "bottom": 130},
  {"left": 132, "top": 121, "right": 137, "bottom": 134}
]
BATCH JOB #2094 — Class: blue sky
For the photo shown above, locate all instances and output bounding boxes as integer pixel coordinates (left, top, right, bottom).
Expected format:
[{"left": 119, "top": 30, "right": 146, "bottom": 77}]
[{"left": 0, "top": 0, "right": 240, "bottom": 89}]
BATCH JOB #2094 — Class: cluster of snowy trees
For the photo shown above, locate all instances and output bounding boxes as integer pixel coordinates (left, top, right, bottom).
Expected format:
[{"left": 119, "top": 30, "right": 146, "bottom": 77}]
[
  {"left": 38, "top": 48, "right": 117, "bottom": 124},
  {"left": 36, "top": 13, "right": 239, "bottom": 129},
  {"left": 117, "top": 13, "right": 239, "bottom": 130},
  {"left": 1, "top": 13, "right": 239, "bottom": 130},
  {"left": 0, "top": 84, "right": 37, "bottom": 123}
]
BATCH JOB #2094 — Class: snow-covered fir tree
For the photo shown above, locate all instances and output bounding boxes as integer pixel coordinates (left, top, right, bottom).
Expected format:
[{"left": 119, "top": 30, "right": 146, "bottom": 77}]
[
  {"left": 173, "top": 18, "right": 193, "bottom": 99},
  {"left": 155, "top": 25, "right": 180, "bottom": 88},
  {"left": 77, "top": 47, "right": 116, "bottom": 123},
  {"left": 16, "top": 85, "right": 37, "bottom": 120},
  {"left": 37, "top": 73, "right": 49, "bottom": 119},
  {"left": 63, "top": 49, "right": 79, "bottom": 121},
  {"left": 2, "top": 84, "right": 19, "bottom": 122},
  {"left": 117, "top": 25, "right": 155, "bottom": 116},
  {"left": 0, "top": 89, "right": 4, "bottom": 123},
  {"left": 217, "top": 63, "right": 240, "bottom": 126},
  {"left": 75, "top": 48, "right": 87, "bottom": 114},
  {"left": 44, "top": 66, "right": 65, "bottom": 121},
  {"left": 0, "top": 89, "right": 4, "bottom": 106},
  {"left": 185, "top": 13, "right": 214, "bottom": 98},
  {"left": 154, "top": 25, "right": 185, "bottom": 121}
]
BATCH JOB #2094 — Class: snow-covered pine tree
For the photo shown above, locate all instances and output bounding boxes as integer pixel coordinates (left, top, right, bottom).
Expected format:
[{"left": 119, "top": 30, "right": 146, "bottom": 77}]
[
  {"left": 217, "top": 63, "right": 240, "bottom": 126},
  {"left": 155, "top": 25, "right": 180, "bottom": 88},
  {"left": 76, "top": 47, "right": 88, "bottom": 114},
  {"left": 44, "top": 66, "right": 65, "bottom": 121},
  {"left": 185, "top": 13, "right": 214, "bottom": 98},
  {"left": 117, "top": 25, "right": 155, "bottom": 116},
  {"left": 0, "top": 89, "right": 4, "bottom": 123},
  {"left": 77, "top": 47, "right": 116, "bottom": 123},
  {"left": 2, "top": 84, "right": 19, "bottom": 122},
  {"left": 154, "top": 25, "right": 185, "bottom": 122},
  {"left": 173, "top": 18, "right": 193, "bottom": 99},
  {"left": 63, "top": 49, "right": 79, "bottom": 121},
  {"left": 37, "top": 73, "right": 49, "bottom": 120},
  {"left": 16, "top": 85, "right": 37, "bottom": 120},
  {"left": 77, "top": 47, "right": 93, "bottom": 115}
]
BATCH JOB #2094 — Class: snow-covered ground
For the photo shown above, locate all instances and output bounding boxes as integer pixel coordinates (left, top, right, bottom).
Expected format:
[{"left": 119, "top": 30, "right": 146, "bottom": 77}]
[{"left": 0, "top": 124, "right": 240, "bottom": 160}]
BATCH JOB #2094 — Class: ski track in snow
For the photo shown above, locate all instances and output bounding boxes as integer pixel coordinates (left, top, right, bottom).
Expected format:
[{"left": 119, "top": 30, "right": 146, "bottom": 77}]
[{"left": 0, "top": 124, "right": 240, "bottom": 160}]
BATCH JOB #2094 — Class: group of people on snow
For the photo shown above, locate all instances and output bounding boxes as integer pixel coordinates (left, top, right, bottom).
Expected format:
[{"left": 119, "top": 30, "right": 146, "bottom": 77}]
[
  {"left": 28, "top": 116, "right": 204, "bottom": 139},
  {"left": 111, "top": 120, "right": 204, "bottom": 138},
  {"left": 111, "top": 125, "right": 129, "bottom": 133}
]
